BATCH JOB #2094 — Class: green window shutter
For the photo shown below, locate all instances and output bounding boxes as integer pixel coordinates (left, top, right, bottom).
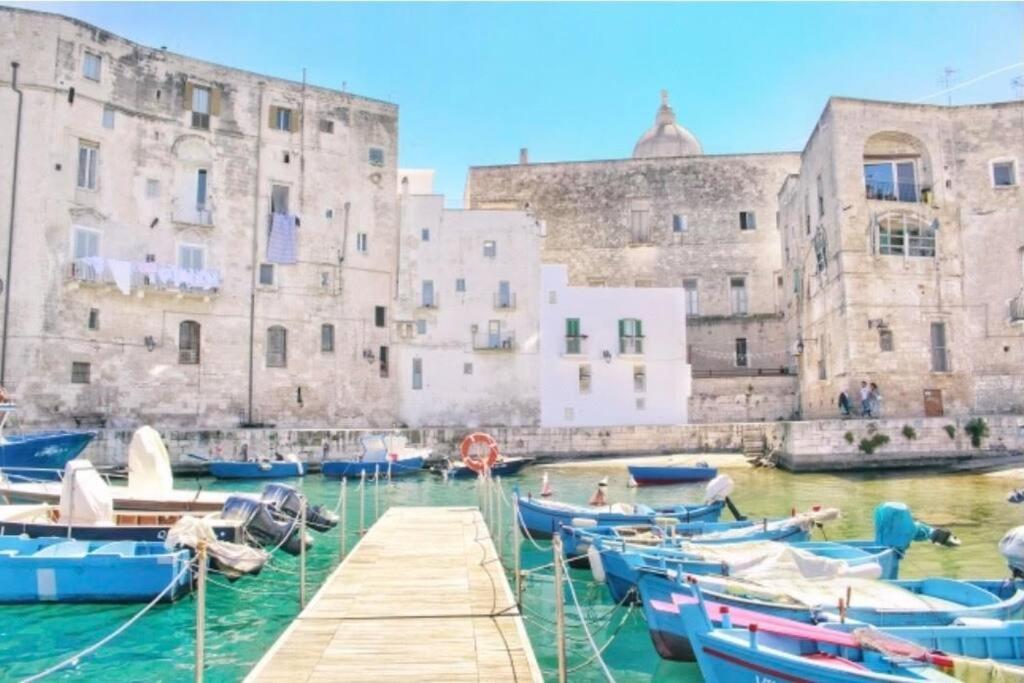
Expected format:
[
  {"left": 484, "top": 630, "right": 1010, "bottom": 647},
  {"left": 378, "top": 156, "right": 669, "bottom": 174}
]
[
  {"left": 636, "top": 320, "right": 643, "bottom": 337},
  {"left": 618, "top": 319, "right": 625, "bottom": 337},
  {"left": 566, "top": 318, "right": 579, "bottom": 336}
]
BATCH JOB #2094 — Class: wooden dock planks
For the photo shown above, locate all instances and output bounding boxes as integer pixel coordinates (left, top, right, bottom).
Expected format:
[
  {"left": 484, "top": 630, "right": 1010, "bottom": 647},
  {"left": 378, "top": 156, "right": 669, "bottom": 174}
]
[{"left": 245, "top": 506, "right": 542, "bottom": 682}]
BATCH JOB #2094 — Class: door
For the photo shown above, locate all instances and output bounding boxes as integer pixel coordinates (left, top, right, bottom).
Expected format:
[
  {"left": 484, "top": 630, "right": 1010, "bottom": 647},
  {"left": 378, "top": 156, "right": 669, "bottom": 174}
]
[
  {"left": 923, "top": 389, "right": 943, "bottom": 417},
  {"left": 488, "top": 320, "right": 501, "bottom": 348},
  {"left": 498, "top": 281, "right": 511, "bottom": 308},
  {"left": 271, "top": 184, "right": 290, "bottom": 215}
]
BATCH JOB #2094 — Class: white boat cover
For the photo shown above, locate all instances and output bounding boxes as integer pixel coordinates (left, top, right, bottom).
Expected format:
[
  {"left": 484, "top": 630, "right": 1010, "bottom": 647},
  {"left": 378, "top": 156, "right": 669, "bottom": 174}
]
[
  {"left": 165, "top": 515, "right": 269, "bottom": 579},
  {"left": 59, "top": 460, "right": 114, "bottom": 525},
  {"left": 668, "top": 539, "right": 882, "bottom": 581},
  {"left": 127, "top": 426, "right": 173, "bottom": 496}
]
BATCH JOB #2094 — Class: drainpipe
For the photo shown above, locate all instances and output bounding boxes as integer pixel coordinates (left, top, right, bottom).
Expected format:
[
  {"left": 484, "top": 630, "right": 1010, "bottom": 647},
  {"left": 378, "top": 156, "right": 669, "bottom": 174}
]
[
  {"left": 2, "top": 62, "right": 23, "bottom": 387},
  {"left": 246, "top": 82, "right": 266, "bottom": 426}
]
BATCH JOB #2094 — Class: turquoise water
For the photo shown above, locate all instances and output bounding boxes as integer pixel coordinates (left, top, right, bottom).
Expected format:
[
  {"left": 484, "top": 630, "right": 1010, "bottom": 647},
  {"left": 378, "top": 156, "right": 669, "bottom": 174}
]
[{"left": 0, "top": 462, "right": 1018, "bottom": 681}]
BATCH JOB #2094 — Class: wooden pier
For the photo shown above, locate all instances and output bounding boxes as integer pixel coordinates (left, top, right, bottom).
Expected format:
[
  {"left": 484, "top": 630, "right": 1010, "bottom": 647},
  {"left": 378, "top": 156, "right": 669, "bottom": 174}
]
[{"left": 245, "top": 506, "right": 542, "bottom": 682}]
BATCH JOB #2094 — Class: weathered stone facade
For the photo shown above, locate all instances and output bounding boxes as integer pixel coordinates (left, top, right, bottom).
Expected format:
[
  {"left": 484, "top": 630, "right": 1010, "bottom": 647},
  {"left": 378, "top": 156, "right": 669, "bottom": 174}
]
[{"left": 0, "top": 7, "right": 399, "bottom": 428}]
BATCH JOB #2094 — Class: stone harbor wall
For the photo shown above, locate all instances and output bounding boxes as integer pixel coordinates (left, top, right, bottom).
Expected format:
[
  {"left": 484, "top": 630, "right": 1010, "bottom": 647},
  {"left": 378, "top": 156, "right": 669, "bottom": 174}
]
[{"left": 689, "top": 375, "right": 799, "bottom": 423}]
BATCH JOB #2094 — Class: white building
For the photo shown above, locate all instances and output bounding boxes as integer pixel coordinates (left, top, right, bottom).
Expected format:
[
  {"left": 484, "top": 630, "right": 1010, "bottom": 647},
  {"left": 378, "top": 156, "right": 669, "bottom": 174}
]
[
  {"left": 393, "top": 173, "right": 543, "bottom": 427},
  {"left": 540, "top": 265, "right": 691, "bottom": 427}
]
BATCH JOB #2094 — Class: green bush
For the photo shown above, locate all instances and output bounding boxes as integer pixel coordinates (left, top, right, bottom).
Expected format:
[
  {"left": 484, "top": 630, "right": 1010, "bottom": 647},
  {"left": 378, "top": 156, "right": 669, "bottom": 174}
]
[
  {"left": 844, "top": 431, "right": 855, "bottom": 444},
  {"left": 901, "top": 425, "right": 917, "bottom": 440},
  {"left": 859, "top": 433, "right": 890, "bottom": 455},
  {"left": 964, "top": 418, "right": 989, "bottom": 448},
  {"left": 943, "top": 424, "right": 956, "bottom": 440}
]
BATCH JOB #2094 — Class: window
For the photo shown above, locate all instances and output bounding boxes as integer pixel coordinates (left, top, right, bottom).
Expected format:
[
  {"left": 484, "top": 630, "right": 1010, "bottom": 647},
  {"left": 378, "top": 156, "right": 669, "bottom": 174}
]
[
  {"left": 379, "top": 346, "right": 389, "bottom": 378},
  {"left": 320, "top": 323, "right": 335, "bottom": 353},
  {"left": 178, "top": 244, "right": 205, "bottom": 271},
  {"left": 813, "top": 229, "right": 828, "bottom": 274},
  {"left": 325, "top": 208, "right": 334, "bottom": 220},
  {"left": 683, "top": 279, "right": 700, "bottom": 316},
  {"left": 565, "top": 318, "right": 582, "bottom": 354},
  {"left": 930, "top": 322, "right": 949, "bottom": 372},
  {"left": 630, "top": 209, "right": 650, "bottom": 243},
  {"left": 421, "top": 280, "right": 435, "bottom": 307},
  {"left": 191, "top": 86, "right": 211, "bottom": 129},
  {"left": 374, "top": 306, "right": 386, "bottom": 328},
  {"left": 319, "top": 119, "right": 334, "bottom": 134},
  {"left": 71, "top": 361, "right": 91, "bottom": 384},
  {"left": 672, "top": 214, "right": 688, "bottom": 233},
  {"left": 82, "top": 52, "right": 101, "bottom": 81},
  {"left": 879, "top": 328, "right": 894, "bottom": 352},
  {"left": 993, "top": 160, "right": 1017, "bottom": 187},
  {"left": 416, "top": 319, "right": 427, "bottom": 335},
  {"left": 578, "top": 364, "right": 592, "bottom": 393},
  {"left": 730, "top": 276, "right": 748, "bottom": 315},
  {"left": 633, "top": 365, "right": 646, "bottom": 392},
  {"left": 816, "top": 175, "right": 825, "bottom": 218},
  {"left": 463, "top": 362, "right": 473, "bottom": 375},
  {"left": 270, "top": 184, "right": 289, "bottom": 215},
  {"left": 356, "top": 233, "right": 368, "bottom": 254},
  {"left": 876, "top": 213, "right": 936, "bottom": 258},
  {"left": 483, "top": 241, "right": 497, "bottom": 258},
  {"left": 421, "top": 228, "right": 430, "bottom": 241},
  {"left": 636, "top": 397, "right": 646, "bottom": 410},
  {"left": 368, "top": 148, "right": 384, "bottom": 166},
  {"left": 73, "top": 227, "right": 100, "bottom": 259},
  {"left": 804, "top": 195, "right": 811, "bottom": 235},
  {"left": 196, "top": 170, "right": 209, "bottom": 210},
  {"left": 455, "top": 278, "right": 466, "bottom": 293},
  {"left": 497, "top": 280, "right": 512, "bottom": 308},
  {"left": 618, "top": 318, "right": 643, "bottom": 354},
  {"left": 102, "top": 106, "right": 115, "bottom": 129},
  {"left": 735, "top": 338, "right": 748, "bottom": 368},
  {"left": 412, "top": 358, "right": 423, "bottom": 390},
  {"left": 272, "top": 106, "right": 294, "bottom": 131},
  {"left": 87, "top": 308, "right": 99, "bottom": 331},
  {"left": 146, "top": 179, "right": 160, "bottom": 198},
  {"left": 739, "top": 211, "right": 757, "bottom": 231},
  {"left": 266, "top": 326, "right": 287, "bottom": 367},
  {"left": 864, "top": 160, "right": 918, "bottom": 202},
  {"left": 259, "top": 263, "right": 274, "bottom": 286},
  {"left": 77, "top": 141, "right": 98, "bottom": 190},
  {"left": 179, "top": 321, "right": 201, "bottom": 364}
]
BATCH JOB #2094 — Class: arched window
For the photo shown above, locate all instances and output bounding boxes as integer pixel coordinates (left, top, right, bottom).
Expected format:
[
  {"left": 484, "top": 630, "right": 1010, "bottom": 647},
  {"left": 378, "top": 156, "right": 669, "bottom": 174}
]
[
  {"left": 874, "top": 213, "right": 936, "bottom": 258},
  {"left": 179, "top": 320, "right": 200, "bottom": 364},
  {"left": 267, "top": 326, "right": 287, "bottom": 367},
  {"left": 321, "top": 323, "right": 335, "bottom": 353}
]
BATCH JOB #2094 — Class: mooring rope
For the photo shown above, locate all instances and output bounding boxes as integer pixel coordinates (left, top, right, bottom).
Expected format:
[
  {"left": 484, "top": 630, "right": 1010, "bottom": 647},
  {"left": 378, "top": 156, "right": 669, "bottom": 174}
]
[{"left": 560, "top": 553, "right": 616, "bottom": 682}]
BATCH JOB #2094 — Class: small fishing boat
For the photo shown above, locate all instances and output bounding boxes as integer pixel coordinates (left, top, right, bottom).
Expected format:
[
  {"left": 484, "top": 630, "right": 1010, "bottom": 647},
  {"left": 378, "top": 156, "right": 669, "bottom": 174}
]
[
  {"left": 0, "top": 403, "right": 94, "bottom": 481},
  {"left": 434, "top": 456, "right": 531, "bottom": 479},
  {"left": 321, "top": 434, "right": 427, "bottom": 479},
  {"left": 207, "top": 454, "right": 304, "bottom": 479},
  {"left": 672, "top": 588, "right": 1024, "bottom": 682},
  {"left": 0, "top": 536, "right": 192, "bottom": 603},
  {"left": 627, "top": 462, "right": 718, "bottom": 485},
  {"left": 514, "top": 475, "right": 736, "bottom": 539},
  {"left": 637, "top": 569, "right": 1024, "bottom": 662}
]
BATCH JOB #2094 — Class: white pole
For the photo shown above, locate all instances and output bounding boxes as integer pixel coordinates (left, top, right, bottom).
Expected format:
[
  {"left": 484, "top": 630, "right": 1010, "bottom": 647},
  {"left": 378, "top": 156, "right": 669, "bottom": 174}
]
[
  {"left": 195, "top": 540, "right": 207, "bottom": 683},
  {"left": 513, "top": 496, "right": 522, "bottom": 608},
  {"left": 553, "top": 534, "right": 567, "bottom": 683},
  {"left": 339, "top": 476, "right": 347, "bottom": 559},
  {"left": 66, "top": 467, "right": 75, "bottom": 539},
  {"left": 495, "top": 476, "right": 503, "bottom": 562},
  {"left": 374, "top": 464, "right": 380, "bottom": 522},
  {"left": 359, "top": 469, "right": 366, "bottom": 535},
  {"left": 299, "top": 499, "right": 307, "bottom": 609}
]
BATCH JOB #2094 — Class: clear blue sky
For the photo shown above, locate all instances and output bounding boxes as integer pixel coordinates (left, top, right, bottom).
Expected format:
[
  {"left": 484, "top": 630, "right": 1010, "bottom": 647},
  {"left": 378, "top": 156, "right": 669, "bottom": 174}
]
[{"left": 15, "top": 2, "right": 1024, "bottom": 205}]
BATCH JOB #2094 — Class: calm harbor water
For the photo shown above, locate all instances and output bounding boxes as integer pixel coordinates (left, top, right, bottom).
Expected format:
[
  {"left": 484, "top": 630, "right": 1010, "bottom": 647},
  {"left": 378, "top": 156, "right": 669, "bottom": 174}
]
[{"left": 0, "top": 460, "right": 1018, "bottom": 682}]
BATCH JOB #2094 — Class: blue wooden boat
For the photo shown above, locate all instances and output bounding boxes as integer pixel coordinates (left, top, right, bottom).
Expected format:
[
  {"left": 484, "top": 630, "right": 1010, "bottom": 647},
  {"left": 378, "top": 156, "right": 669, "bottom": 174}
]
[
  {"left": 673, "top": 589, "right": 1024, "bottom": 682},
  {"left": 435, "top": 457, "right": 531, "bottom": 479},
  {"left": 208, "top": 459, "right": 304, "bottom": 479},
  {"left": 628, "top": 463, "right": 717, "bottom": 485},
  {"left": 0, "top": 536, "right": 192, "bottom": 603},
  {"left": 322, "top": 456, "right": 425, "bottom": 479},
  {"left": 0, "top": 431, "right": 95, "bottom": 481},
  {"left": 637, "top": 569, "right": 1024, "bottom": 662}
]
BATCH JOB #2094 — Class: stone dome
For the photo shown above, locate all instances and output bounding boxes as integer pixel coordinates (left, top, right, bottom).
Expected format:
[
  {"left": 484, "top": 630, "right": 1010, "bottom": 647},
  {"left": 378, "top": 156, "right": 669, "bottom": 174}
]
[{"left": 632, "top": 90, "right": 703, "bottom": 159}]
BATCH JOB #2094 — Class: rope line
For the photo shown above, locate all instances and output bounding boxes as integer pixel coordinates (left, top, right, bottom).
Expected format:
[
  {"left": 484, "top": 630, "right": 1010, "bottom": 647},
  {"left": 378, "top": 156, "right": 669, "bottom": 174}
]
[{"left": 560, "top": 554, "right": 616, "bottom": 682}]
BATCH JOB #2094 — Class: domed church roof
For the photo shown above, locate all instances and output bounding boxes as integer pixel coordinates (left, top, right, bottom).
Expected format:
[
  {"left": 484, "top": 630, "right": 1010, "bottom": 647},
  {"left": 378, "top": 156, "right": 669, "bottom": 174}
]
[{"left": 632, "top": 90, "right": 703, "bottom": 159}]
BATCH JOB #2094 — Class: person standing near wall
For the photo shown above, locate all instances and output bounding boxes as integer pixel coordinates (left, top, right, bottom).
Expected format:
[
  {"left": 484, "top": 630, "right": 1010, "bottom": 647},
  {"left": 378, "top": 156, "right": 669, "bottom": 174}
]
[
  {"left": 838, "top": 391, "right": 851, "bottom": 417},
  {"left": 870, "top": 383, "right": 882, "bottom": 418},
  {"left": 859, "top": 381, "right": 872, "bottom": 417}
]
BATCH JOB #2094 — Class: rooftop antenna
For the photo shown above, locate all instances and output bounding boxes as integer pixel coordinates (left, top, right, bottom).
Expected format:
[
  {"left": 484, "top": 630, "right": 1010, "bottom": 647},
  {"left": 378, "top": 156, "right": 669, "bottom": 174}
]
[{"left": 939, "top": 67, "right": 958, "bottom": 106}]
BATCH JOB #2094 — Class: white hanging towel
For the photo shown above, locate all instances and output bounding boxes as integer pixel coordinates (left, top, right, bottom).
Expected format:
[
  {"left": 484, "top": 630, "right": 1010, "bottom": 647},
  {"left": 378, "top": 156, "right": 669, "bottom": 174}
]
[
  {"left": 267, "top": 213, "right": 298, "bottom": 264},
  {"left": 106, "top": 259, "right": 133, "bottom": 295}
]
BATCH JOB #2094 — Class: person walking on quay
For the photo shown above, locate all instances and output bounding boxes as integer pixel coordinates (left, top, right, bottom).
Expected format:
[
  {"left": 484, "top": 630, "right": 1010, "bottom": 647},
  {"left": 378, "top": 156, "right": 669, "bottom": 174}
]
[
  {"left": 859, "top": 381, "right": 872, "bottom": 417},
  {"left": 870, "top": 382, "right": 883, "bottom": 418},
  {"left": 838, "top": 390, "right": 852, "bottom": 417}
]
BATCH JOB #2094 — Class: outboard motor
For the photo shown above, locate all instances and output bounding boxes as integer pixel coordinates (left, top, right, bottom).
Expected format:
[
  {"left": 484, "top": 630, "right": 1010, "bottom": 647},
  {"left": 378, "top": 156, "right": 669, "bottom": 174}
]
[
  {"left": 220, "top": 495, "right": 311, "bottom": 555},
  {"left": 874, "top": 502, "right": 960, "bottom": 552},
  {"left": 704, "top": 474, "right": 745, "bottom": 521},
  {"left": 261, "top": 483, "right": 338, "bottom": 533},
  {"left": 999, "top": 525, "right": 1024, "bottom": 579}
]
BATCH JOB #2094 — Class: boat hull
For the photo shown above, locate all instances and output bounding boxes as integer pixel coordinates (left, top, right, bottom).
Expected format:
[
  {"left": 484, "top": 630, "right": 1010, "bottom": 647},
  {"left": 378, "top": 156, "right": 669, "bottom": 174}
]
[
  {"left": 208, "top": 461, "right": 304, "bottom": 479},
  {"left": 0, "top": 519, "right": 241, "bottom": 543},
  {"left": 0, "top": 431, "right": 96, "bottom": 481},
  {"left": 627, "top": 465, "right": 718, "bottom": 485},
  {"left": 443, "top": 458, "right": 530, "bottom": 479},
  {"left": 322, "top": 456, "right": 425, "bottom": 479},
  {"left": 517, "top": 496, "right": 724, "bottom": 539}
]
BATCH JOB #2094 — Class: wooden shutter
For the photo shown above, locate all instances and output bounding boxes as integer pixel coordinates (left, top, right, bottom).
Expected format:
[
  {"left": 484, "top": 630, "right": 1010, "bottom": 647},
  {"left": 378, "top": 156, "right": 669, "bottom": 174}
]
[
  {"left": 184, "top": 81, "right": 194, "bottom": 111},
  {"left": 290, "top": 110, "right": 301, "bottom": 133},
  {"left": 268, "top": 105, "right": 279, "bottom": 129},
  {"left": 209, "top": 87, "right": 221, "bottom": 116}
]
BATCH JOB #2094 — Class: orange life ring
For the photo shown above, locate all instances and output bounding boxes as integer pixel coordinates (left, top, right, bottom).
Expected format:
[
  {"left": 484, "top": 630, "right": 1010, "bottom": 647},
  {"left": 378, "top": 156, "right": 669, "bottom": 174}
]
[{"left": 460, "top": 432, "right": 499, "bottom": 473}]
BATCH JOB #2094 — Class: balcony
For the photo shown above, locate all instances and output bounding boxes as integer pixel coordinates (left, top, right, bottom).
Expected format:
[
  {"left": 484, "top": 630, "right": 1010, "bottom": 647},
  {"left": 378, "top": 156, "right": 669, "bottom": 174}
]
[
  {"left": 473, "top": 331, "right": 516, "bottom": 352},
  {"left": 563, "top": 336, "right": 587, "bottom": 356},
  {"left": 865, "top": 181, "right": 933, "bottom": 205},
  {"left": 68, "top": 257, "right": 221, "bottom": 299},
  {"left": 494, "top": 292, "right": 517, "bottom": 311},
  {"left": 618, "top": 337, "right": 644, "bottom": 355},
  {"left": 419, "top": 294, "right": 439, "bottom": 310},
  {"left": 172, "top": 200, "right": 214, "bottom": 227},
  {"left": 1011, "top": 291, "right": 1024, "bottom": 323}
]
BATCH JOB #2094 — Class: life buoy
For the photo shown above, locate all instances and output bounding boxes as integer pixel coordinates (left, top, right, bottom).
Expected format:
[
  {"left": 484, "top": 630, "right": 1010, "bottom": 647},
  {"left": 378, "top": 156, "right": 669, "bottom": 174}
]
[{"left": 460, "top": 432, "right": 499, "bottom": 473}]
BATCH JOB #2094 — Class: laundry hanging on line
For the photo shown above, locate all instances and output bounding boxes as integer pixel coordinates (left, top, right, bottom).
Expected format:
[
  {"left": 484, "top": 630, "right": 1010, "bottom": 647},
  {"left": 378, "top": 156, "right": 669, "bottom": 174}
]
[{"left": 267, "top": 212, "right": 298, "bottom": 264}]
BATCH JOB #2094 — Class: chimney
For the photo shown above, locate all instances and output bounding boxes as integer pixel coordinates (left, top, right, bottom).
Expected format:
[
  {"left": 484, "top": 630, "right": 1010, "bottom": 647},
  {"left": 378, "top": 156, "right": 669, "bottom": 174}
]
[{"left": 519, "top": 147, "right": 529, "bottom": 165}]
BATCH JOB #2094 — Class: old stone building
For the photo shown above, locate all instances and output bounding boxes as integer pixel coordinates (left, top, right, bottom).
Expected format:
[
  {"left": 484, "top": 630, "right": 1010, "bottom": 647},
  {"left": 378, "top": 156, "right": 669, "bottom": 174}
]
[
  {"left": 0, "top": 7, "right": 399, "bottom": 427},
  {"left": 780, "top": 97, "right": 1024, "bottom": 418},
  {"left": 465, "top": 92, "right": 801, "bottom": 422}
]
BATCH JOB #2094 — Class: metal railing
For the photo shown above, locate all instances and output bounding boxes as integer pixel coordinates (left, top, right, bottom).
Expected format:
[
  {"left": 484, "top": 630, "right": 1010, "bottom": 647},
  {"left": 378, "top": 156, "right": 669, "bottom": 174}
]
[
  {"left": 473, "top": 331, "right": 516, "bottom": 351},
  {"left": 493, "top": 292, "right": 517, "bottom": 310},
  {"left": 865, "top": 181, "right": 926, "bottom": 203},
  {"left": 420, "top": 294, "right": 439, "bottom": 309},
  {"left": 692, "top": 367, "right": 792, "bottom": 378},
  {"left": 563, "top": 336, "right": 587, "bottom": 356},
  {"left": 618, "top": 337, "right": 644, "bottom": 355},
  {"left": 172, "top": 200, "right": 213, "bottom": 226},
  {"left": 69, "top": 259, "right": 221, "bottom": 295}
]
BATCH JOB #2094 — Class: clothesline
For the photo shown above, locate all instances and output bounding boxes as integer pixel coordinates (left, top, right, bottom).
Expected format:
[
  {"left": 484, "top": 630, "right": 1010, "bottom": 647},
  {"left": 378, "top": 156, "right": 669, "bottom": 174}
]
[{"left": 73, "top": 257, "right": 221, "bottom": 295}]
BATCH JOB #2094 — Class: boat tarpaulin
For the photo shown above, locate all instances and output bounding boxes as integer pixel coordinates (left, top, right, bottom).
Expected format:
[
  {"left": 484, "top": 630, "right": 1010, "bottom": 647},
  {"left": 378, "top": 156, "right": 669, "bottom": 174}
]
[
  {"left": 59, "top": 460, "right": 114, "bottom": 525},
  {"left": 127, "top": 426, "right": 173, "bottom": 496}
]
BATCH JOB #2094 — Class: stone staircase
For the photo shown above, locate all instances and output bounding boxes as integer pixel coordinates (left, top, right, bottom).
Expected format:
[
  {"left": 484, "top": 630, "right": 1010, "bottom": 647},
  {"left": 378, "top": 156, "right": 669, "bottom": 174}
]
[{"left": 742, "top": 427, "right": 768, "bottom": 465}]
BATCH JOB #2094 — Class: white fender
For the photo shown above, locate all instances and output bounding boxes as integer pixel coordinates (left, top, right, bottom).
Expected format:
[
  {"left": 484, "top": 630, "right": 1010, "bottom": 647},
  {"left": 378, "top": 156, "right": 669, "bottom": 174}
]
[
  {"left": 571, "top": 517, "right": 598, "bottom": 528},
  {"left": 588, "top": 544, "right": 606, "bottom": 583}
]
